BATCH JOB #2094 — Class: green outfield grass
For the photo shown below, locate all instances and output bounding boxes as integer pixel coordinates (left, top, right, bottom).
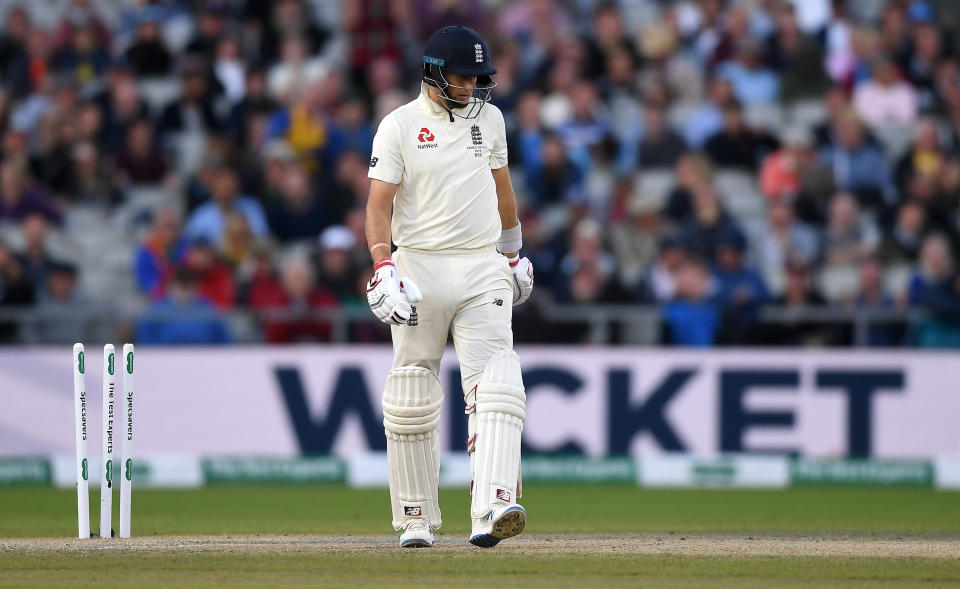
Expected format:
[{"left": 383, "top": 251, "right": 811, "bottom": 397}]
[
  {"left": 1, "top": 485, "right": 959, "bottom": 588},
  {"left": 0, "top": 485, "right": 958, "bottom": 537}
]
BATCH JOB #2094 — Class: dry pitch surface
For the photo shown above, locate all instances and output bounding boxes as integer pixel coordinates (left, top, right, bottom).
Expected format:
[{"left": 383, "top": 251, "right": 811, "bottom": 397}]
[{"left": 4, "top": 533, "right": 960, "bottom": 557}]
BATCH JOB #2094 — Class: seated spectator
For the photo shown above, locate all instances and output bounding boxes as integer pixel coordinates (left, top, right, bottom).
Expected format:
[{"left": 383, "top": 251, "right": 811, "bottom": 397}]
[
  {"left": 714, "top": 230, "right": 770, "bottom": 343},
  {"left": 852, "top": 57, "right": 918, "bottom": 127},
  {"left": 908, "top": 234, "right": 960, "bottom": 347},
  {"left": 135, "top": 269, "right": 233, "bottom": 345},
  {"left": 157, "top": 59, "right": 224, "bottom": 140},
  {"left": 716, "top": 39, "right": 780, "bottom": 106},
  {"left": 124, "top": 7, "right": 172, "bottom": 77},
  {"left": 14, "top": 213, "right": 58, "bottom": 293},
  {"left": 767, "top": 3, "right": 832, "bottom": 100},
  {"left": 637, "top": 101, "right": 686, "bottom": 169},
  {"left": 324, "top": 98, "right": 375, "bottom": 166},
  {"left": 184, "top": 4, "right": 226, "bottom": 61},
  {"left": 266, "top": 165, "right": 330, "bottom": 243},
  {"left": 679, "top": 182, "right": 745, "bottom": 263},
  {"left": 26, "top": 261, "right": 84, "bottom": 344},
  {"left": 134, "top": 207, "right": 188, "bottom": 299},
  {"left": 853, "top": 257, "right": 903, "bottom": 348},
  {"left": 219, "top": 211, "right": 264, "bottom": 282},
  {"left": 0, "top": 239, "right": 35, "bottom": 342},
  {"left": 877, "top": 200, "right": 928, "bottom": 265},
  {"left": 894, "top": 118, "right": 944, "bottom": 195},
  {"left": 60, "top": 141, "right": 123, "bottom": 205},
  {"left": 663, "top": 257, "right": 721, "bottom": 346},
  {"left": 0, "top": 161, "right": 61, "bottom": 224},
  {"left": 704, "top": 100, "right": 779, "bottom": 171},
  {"left": 249, "top": 256, "right": 338, "bottom": 343},
  {"left": 182, "top": 239, "right": 235, "bottom": 310},
  {"left": 752, "top": 198, "right": 820, "bottom": 294},
  {"left": 213, "top": 36, "right": 245, "bottom": 105},
  {"left": 821, "top": 110, "right": 895, "bottom": 210},
  {"left": 760, "top": 126, "right": 820, "bottom": 201},
  {"left": 556, "top": 81, "right": 615, "bottom": 168},
  {"left": 524, "top": 133, "right": 585, "bottom": 207},
  {"left": 267, "top": 34, "right": 328, "bottom": 103},
  {"left": 638, "top": 235, "right": 688, "bottom": 303},
  {"left": 609, "top": 191, "right": 668, "bottom": 289},
  {"left": 820, "top": 192, "right": 880, "bottom": 268},
  {"left": 557, "top": 218, "right": 624, "bottom": 303},
  {"left": 765, "top": 262, "right": 838, "bottom": 346},
  {"left": 227, "top": 67, "right": 279, "bottom": 145},
  {"left": 316, "top": 226, "right": 361, "bottom": 300},
  {"left": 113, "top": 118, "right": 168, "bottom": 185},
  {"left": 684, "top": 77, "right": 733, "bottom": 149},
  {"left": 266, "top": 79, "right": 331, "bottom": 170},
  {"left": 52, "top": 22, "right": 109, "bottom": 85},
  {"left": 185, "top": 166, "right": 269, "bottom": 244},
  {"left": 664, "top": 154, "right": 713, "bottom": 223},
  {"left": 714, "top": 230, "right": 770, "bottom": 308}
]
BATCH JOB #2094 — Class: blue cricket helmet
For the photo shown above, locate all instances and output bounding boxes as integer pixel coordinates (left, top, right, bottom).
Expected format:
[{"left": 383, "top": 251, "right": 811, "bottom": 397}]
[{"left": 422, "top": 25, "right": 497, "bottom": 120}]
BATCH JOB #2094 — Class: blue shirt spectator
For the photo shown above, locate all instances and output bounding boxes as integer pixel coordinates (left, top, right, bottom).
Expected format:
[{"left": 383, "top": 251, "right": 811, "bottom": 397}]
[
  {"left": 185, "top": 167, "right": 268, "bottom": 244},
  {"left": 135, "top": 270, "right": 232, "bottom": 345}
]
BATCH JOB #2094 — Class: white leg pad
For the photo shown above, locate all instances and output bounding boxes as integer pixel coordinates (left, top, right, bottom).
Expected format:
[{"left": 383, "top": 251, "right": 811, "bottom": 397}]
[
  {"left": 470, "top": 350, "right": 526, "bottom": 519},
  {"left": 383, "top": 367, "right": 443, "bottom": 530}
]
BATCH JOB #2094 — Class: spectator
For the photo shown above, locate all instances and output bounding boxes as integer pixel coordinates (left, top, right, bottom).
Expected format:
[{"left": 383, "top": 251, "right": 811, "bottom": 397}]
[
  {"left": 752, "top": 198, "right": 820, "bottom": 295},
  {"left": 0, "top": 8, "right": 30, "bottom": 97},
  {"left": 684, "top": 77, "right": 733, "bottom": 149},
  {"left": 185, "top": 166, "right": 269, "bottom": 244},
  {"left": 908, "top": 234, "right": 960, "bottom": 347},
  {"left": 249, "top": 255, "right": 337, "bottom": 343},
  {"left": 638, "top": 236, "right": 687, "bottom": 304},
  {"left": 557, "top": 218, "right": 625, "bottom": 303},
  {"left": 637, "top": 100, "right": 686, "bottom": 169},
  {"left": 266, "top": 164, "right": 330, "bottom": 242},
  {"left": 60, "top": 141, "right": 122, "bottom": 205},
  {"left": 820, "top": 192, "right": 880, "bottom": 268},
  {"left": 134, "top": 207, "right": 188, "bottom": 299},
  {"left": 852, "top": 57, "right": 918, "bottom": 127},
  {"left": 227, "top": 66, "right": 278, "bottom": 144},
  {"left": 716, "top": 39, "right": 780, "bottom": 106},
  {"left": 267, "top": 34, "right": 328, "bottom": 102},
  {"left": 14, "top": 212, "right": 59, "bottom": 292},
  {"left": 760, "top": 125, "right": 820, "bottom": 201},
  {"left": 113, "top": 118, "right": 168, "bottom": 185},
  {"left": 219, "top": 211, "right": 262, "bottom": 281},
  {"left": 894, "top": 118, "right": 945, "bottom": 195},
  {"left": 214, "top": 36, "right": 246, "bottom": 105},
  {"left": 124, "top": 8, "right": 172, "bottom": 77},
  {"left": 316, "top": 225, "right": 361, "bottom": 300},
  {"left": 609, "top": 191, "right": 668, "bottom": 289},
  {"left": 52, "top": 22, "right": 109, "bottom": 85},
  {"left": 258, "top": 0, "right": 330, "bottom": 64},
  {"left": 27, "top": 260, "right": 84, "bottom": 344},
  {"left": 0, "top": 239, "right": 35, "bottom": 342},
  {"left": 878, "top": 200, "right": 928, "bottom": 265},
  {"left": 54, "top": 0, "right": 110, "bottom": 51},
  {"left": 819, "top": 110, "right": 894, "bottom": 210},
  {"left": 767, "top": 3, "right": 832, "bottom": 100},
  {"left": 157, "top": 59, "right": 224, "bottom": 140},
  {"left": 704, "top": 100, "right": 779, "bottom": 171},
  {"left": 663, "top": 257, "right": 721, "bottom": 346},
  {"left": 713, "top": 230, "right": 770, "bottom": 343},
  {"left": 184, "top": 5, "right": 227, "bottom": 61},
  {"left": 0, "top": 161, "right": 60, "bottom": 224},
  {"left": 135, "top": 269, "right": 233, "bottom": 345},
  {"left": 679, "top": 182, "right": 745, "bottom": 263},
  {"left": 182, "top": 239, "right": 236, "bottom": 310},
  {"left": 664, "top": 154, "right": 713, "bottom": 223}
]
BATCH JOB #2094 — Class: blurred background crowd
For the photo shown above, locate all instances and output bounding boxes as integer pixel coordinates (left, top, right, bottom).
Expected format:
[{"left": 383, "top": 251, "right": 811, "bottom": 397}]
[{"left": 0, "top": 0, "right": 959, "bottom": 347}]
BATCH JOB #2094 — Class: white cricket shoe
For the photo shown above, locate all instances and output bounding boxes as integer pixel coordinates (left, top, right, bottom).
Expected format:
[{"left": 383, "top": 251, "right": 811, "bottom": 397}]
[
  {"left": 398, "top": 519, "right": 434, "bottom": 548},
  {"left": 469, "top": 504, "right": 526, "bottom": 548}
]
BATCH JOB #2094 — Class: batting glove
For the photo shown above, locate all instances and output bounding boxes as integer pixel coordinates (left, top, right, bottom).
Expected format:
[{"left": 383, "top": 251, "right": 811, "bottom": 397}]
[
  {"left": 366, "top": 259, "right": 423, "bottom": 325},
  {"left": 508, "top": 255, "right": 534, "bottom": 306}
]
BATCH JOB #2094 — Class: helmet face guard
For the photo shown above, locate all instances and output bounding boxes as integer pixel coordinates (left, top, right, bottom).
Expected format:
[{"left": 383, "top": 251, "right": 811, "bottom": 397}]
[{"left": 423, "top": 62, "right": 496, "bottom": 120}]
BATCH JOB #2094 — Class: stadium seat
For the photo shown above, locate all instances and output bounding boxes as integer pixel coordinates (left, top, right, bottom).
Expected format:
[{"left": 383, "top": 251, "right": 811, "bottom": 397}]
[
  {"left": 787, "top": 100, "right": 828, "bottom": 129},
  {"left": 636, "top": 170, "right": 676, "bottom": 202},
  {"left": 745, "top": 103, "right": 784, "bottom": 133},
  {"left": 871, "top": 123, "right": 914, "bottom": 161},
  {"left": 816, "top": 264, "right": 860, "bottom": 303},
  {"left": 138, "top": 77, "right": 182, "bottom": 116},
  {"left": 714, "top": 170, "right": 767, "bottom": 222}
]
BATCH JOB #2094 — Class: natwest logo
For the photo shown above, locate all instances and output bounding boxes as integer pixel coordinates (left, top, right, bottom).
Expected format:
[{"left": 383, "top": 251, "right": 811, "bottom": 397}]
[{"left": 418, "top": 128, "right": 435, "bottom": 142}]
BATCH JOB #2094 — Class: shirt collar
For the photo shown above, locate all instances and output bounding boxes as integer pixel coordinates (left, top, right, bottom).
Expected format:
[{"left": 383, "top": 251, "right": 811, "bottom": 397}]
[{"left": 419, "top": 83, "right": 449, "bottom": 117}]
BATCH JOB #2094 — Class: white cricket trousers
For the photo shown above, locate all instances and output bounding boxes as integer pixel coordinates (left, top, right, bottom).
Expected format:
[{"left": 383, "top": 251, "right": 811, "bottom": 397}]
[{"left": 390, "top": 244, "right": 514, "bottom": 395}]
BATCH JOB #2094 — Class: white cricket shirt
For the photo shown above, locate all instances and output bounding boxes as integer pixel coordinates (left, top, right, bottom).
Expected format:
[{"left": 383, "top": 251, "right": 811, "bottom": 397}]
[{"left": 368, "top": 85, "right": 508, "bottom": 250}]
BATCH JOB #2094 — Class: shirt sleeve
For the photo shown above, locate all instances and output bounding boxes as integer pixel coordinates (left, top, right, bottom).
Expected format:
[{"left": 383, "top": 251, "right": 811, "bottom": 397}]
[
  {"left": 489, "top": 106, "right": 508, "bottom": 170},
  {"left": 368, "top": 114, "right": 403, "bottom": 183}
]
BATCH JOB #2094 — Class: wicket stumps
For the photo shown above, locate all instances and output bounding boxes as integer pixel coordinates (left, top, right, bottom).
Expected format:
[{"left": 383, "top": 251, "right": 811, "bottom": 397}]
[{"left": 73, "top": 343, "right": 134, "bottom": 539}]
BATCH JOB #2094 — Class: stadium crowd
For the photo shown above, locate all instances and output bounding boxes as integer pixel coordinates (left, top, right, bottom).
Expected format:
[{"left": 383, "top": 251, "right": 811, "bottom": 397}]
[{"left": 0, "top": 0, "right": 959, "bottom": 347}]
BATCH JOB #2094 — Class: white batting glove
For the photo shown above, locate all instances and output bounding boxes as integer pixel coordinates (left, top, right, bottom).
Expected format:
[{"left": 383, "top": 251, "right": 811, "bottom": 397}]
[
  {"left": 508, "top": 255, "right": 534, "bottom": 305},
  {"left": 366, "top": 259, "right": 422, "bottom": 325}
]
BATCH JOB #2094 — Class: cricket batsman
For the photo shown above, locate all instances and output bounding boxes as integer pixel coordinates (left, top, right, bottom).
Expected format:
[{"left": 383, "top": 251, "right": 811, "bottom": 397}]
[{"left": 365, "top": 25, "right": 534, "bottom": 548}]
